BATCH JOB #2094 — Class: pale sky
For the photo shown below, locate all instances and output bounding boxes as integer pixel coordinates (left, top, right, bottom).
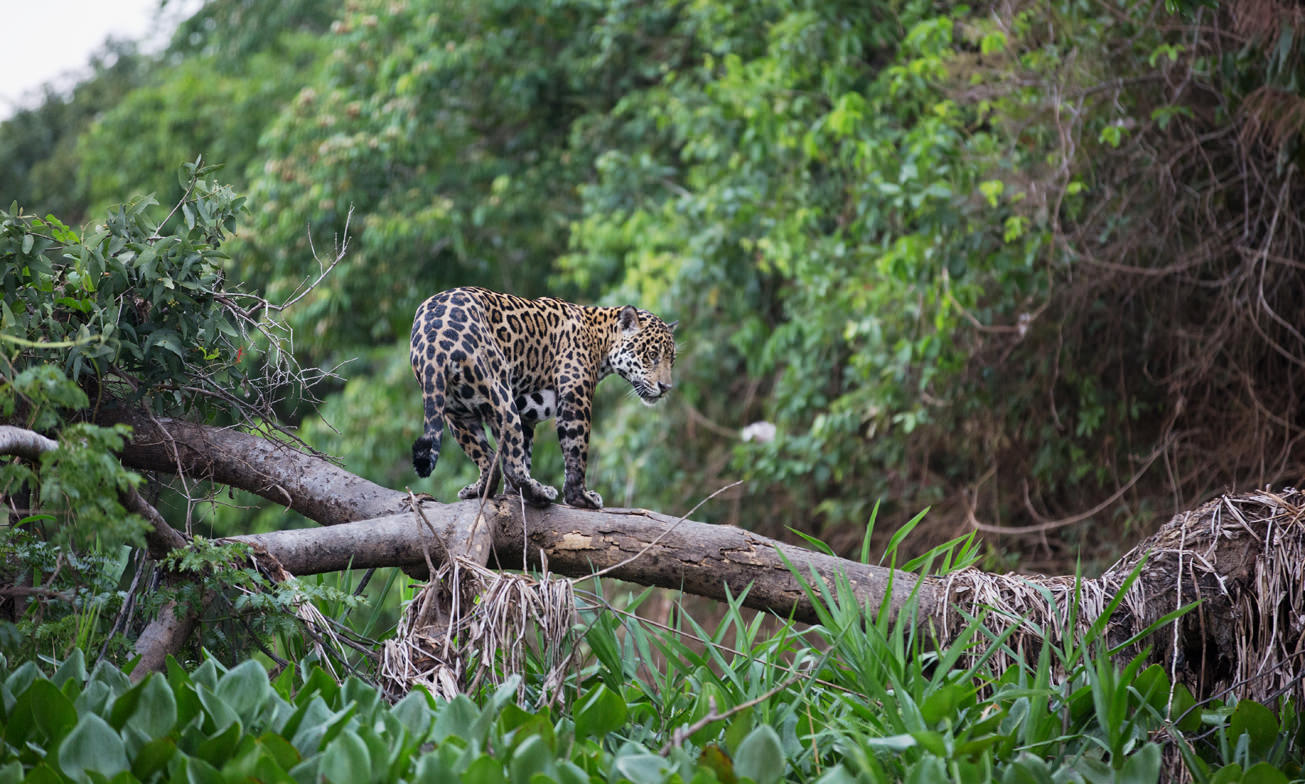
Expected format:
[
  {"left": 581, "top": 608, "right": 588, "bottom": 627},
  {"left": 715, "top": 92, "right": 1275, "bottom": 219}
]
[{"left": 0, "top": 0, "right": 198, "bottom": 118}]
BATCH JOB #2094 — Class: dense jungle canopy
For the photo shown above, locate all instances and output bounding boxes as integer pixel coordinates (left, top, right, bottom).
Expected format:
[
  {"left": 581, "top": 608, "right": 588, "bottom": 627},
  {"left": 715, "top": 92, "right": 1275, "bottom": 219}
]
[{"left": 1, "top": 0, "right": 1303, "bottom": 565}]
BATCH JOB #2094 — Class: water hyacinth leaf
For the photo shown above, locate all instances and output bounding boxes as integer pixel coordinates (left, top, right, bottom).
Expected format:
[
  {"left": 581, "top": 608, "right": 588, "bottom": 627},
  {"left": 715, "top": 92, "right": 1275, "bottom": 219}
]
[
  {"left": 1117, "top": 742, "right": 1161, "bottom": 784},
  {"left": 121, "top": 674, "right": 178, "bottom": 741},
  {"left": 575, "top": 684, "right": 628, "bottom": 740},
  {"left": 1241, "top": 761, "right": 1290, "bottom": 784},
  {"left": 734, "top": 724, "right": 785, "bottom": 784},
  {"left": 58, "top": 714, "right": 129, "bottom": 780},
  {"left": 462, "top": 755, "right": 508, "bottom": 784},
  {"left": 27, "top": 679, "right": 78, "bottom": 743},
  {"left": 319, "top": 728, "right": 371, "bottom": 784},
  {"left": 613, "top": 746, "right": 672, "bottom": 784},
  {"left": 215, "top": 659, "right": 273, "bottom": 723},
  {"left": 431, "top": 695, "right": 479, "bottom": 743},
  {"left": 509, "top": 735, "right": 556, "bottom": 784}
]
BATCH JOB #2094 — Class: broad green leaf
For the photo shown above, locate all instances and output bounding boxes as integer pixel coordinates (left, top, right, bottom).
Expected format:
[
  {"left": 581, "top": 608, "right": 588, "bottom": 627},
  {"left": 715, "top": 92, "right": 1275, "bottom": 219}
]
[
  {"left": 194, "top": 685, "right": 240, "bottom": 735},
  {"left": 462, "top": 755, "right": 508, "bottom": 784},
  {"left": 52, "top": 650, "right": 87, "bottom": 689},
  {"left": 392, "top": 690, "right": 435, "bottom": 743},
  {"left": 920, "top": 683, "right": 967, "bottom": 725},
  {"left": 613, "top": 751, "right": 671, "bottom": 784},
  {"left": 195, "top": 719, "right": 242, "bottom": 766},
  {"left": 27, "top": 678, "right": 78, "bottom": 742},
  {"left": 58, "top": 714, "right": 129, "bottom": 780},
  {"left": 1117, "top": 743, "right": 1161, "bottom": 784},
  {"left": 574, "top": 683, "right": 628, "bottom": 740},
  {"left": 126, "top": 674, "right": 178, "bottom": 741},
  {"left": 431, "top": 695, "right": 479, "bottom": 743},
  {"left": 256, "top": 732, "right": 302, "bottom": 771},
  {"left": 1242, "top": 761, "right": 1290, "bottom": 784},
  {"left": 1230, "top": 700, "right": 1279, "bottom": 758},
  {"left": 509, "top": 735, "right": 555, "bottom": 784},
  {"left": 5, "top": 661, "right": 39, "bottom": 701},
  {"left": 215, "top": 659, "right": 272, "bottom": 723},
  {"left": 180, "top": 755, "right": 223, "bottom": 784},
  {"left": 319, "top": 728, "right": 371, "bottom": 784},
  {"left": 131, "top": 736, "right": 178, "bottom": 781},
  {"left": 905, "top": 756, "right": 947, "bottom": 784},
  {"left": 733, "top": 724, "right": 784, "bottom": 784}
]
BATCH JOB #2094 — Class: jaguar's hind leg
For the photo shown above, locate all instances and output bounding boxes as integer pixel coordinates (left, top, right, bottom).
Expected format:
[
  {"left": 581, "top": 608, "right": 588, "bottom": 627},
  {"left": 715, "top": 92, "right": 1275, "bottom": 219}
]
[
  {"left": 447, "top": 414, "right": 502, "bottom": 500},
  {"left": 486, "top": 384, "right": 557, "bottom": 507}
]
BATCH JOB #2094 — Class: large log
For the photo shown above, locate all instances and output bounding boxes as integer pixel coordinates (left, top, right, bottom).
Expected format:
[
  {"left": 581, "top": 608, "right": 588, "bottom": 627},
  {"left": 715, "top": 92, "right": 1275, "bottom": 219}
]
[
  {"left": 234, "top": 499, "right": 941, "bottom": 627},
  {"left": 5, "top": 418, "right": 1303, "bottom": 704}
]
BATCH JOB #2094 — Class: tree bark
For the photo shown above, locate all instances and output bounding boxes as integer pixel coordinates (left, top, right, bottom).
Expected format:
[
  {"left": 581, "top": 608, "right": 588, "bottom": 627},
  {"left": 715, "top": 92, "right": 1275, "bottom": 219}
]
[
  {"left": 233, "top": 498, "right": 942, "bottom": 627},
  {"left": 95, "top": 407, "right": 408, "bottom": 524}
]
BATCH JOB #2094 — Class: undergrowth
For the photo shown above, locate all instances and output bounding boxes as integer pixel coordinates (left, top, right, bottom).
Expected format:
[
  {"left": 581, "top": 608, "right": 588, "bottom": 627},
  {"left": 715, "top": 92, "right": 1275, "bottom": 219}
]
[{"left": 1, "top": 522, "right": 1301, "bottom": 783}]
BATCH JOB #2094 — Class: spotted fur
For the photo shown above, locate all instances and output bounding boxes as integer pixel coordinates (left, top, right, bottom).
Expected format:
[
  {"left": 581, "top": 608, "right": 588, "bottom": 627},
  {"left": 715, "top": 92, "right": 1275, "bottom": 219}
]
[{"left": 410, "top": 286, "right": 677, "bottom": 508}]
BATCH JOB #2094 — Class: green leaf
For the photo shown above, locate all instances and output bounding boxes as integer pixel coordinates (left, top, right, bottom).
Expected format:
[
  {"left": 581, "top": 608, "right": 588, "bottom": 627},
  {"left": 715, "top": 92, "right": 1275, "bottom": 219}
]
[
  {"left": 613, "top": 750, "right": 671, "bottom": 784},
  {"left": 431, "top": 694, "right": 479, "bottom": 743},
  {"left": 733, "top": 724, "right": 784, "bottom": 784},
  {"left": 27, "top": 678, "right": 79, "bottom": 742},
  {"left": 125, "top": 674, "right": 178, "bottom": 741},
  {"left": 53, "top": 650, "right": 88, "bottom": 689},
  {"left": 863, "top": 734, "right": 917, "bottom": 752},
  {"left": 194, "top": 685, "right": 240, "bottom": 734},
  {"left": 920, "top": 683, "right": 967, "bottom": 725},
  {"left": 575, "top": 683, "right": 628, "bottom": 740},
  {"left": 392, "top": 690, "right": 434, "bottom": 742},
  {"left": 1209, "top": 764, "right": 1243, "bottom": 784},
  {"left": 319, "top": 728, "right": 371, "bottom": 784},
  {"left": 1241, "top": 761, "right": 1290, "bottom": 784},
  {"left": 1230, "top": 700, "right": 1279, "bottom": 758},
  {"left": 1170, "top": 682, "right": 1200, "bottom": 732},
  {"left": 215, "top": 659, "right": 272, "bottom": 723},
  {"left": 462, "top": 755, "right": 508, "bottom": 784},
  {"left": 180, "top": 755, "right": 222, "bottom": 784},
  {"left": 1117, "top": 743, "right": 1161, "bottom": 784},
  {"left": 195, "top": 719, "right": 242, "bottom": 766},
  {"left": 509, "top": 735, "right": 556, "bottom": 784},
  {"left": 59, "top": 714, "right": 129, "bottom": 780},
  {"left": 905, "top": 756, "right": 947, "bottom": 784}
]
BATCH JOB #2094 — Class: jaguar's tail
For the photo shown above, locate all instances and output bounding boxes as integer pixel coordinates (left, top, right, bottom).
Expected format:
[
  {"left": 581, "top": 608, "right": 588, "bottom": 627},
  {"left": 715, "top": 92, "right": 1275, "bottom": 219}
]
[{"left": 412, "top": 364, "right": 446, "bottom": 478}]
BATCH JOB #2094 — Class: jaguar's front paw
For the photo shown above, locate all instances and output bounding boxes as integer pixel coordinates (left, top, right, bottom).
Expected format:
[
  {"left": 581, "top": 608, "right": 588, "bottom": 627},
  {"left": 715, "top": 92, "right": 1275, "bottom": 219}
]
[{"left": 563, "top": 484, "right": 602, "bottom": 509}]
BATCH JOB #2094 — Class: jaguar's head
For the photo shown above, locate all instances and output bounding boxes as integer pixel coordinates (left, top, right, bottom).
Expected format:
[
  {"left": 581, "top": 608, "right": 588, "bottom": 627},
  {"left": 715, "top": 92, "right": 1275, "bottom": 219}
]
[{"left": 609, "top": 306, "right": 678, "bottom": 406}]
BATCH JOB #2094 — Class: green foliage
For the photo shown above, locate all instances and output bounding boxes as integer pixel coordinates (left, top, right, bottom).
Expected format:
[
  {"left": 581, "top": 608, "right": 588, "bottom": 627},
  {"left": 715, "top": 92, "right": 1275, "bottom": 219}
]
[
  {"left": 1, "top": 564, "right": 1300, "bottom": 782},
  {"left": 1, "top": 161, "right": 254, "bottom": 414},
  {"left": 1, "top": 160, "right": 324, "bottom": 431},
  {"left": 0, "top": 531, "right": 137, "bottom": 662}
]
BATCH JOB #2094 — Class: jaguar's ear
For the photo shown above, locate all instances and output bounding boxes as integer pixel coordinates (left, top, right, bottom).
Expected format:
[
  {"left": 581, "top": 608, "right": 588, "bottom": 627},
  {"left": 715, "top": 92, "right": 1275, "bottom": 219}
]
[
  {"left": 666, "top": 320, "right": 679, "bottom": 332},
  {"left": 618, "top": 305, "right": 641, "bottom": 333}
]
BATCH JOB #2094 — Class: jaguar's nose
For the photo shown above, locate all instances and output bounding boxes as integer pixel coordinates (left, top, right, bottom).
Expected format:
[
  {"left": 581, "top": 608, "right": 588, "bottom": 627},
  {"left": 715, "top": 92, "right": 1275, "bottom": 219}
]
[{"left": 658, "top": 381, "right": 673, "bottom": 394}]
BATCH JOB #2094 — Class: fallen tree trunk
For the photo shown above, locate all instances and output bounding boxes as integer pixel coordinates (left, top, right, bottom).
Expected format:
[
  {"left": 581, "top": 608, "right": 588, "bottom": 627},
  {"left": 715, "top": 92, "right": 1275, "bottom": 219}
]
[
  {"left": 5, "top": 418, "right": 1304, "bottom": 705},
  {"left": 235, "top": 499, "right": 940, "bottom": 626}
]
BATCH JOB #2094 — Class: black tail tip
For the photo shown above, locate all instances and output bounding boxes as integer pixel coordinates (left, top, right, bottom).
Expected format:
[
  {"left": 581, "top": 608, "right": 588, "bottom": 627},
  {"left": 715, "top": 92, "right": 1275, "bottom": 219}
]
[{"left": 412, "top": 437, "right": 436, "bottom": 478}]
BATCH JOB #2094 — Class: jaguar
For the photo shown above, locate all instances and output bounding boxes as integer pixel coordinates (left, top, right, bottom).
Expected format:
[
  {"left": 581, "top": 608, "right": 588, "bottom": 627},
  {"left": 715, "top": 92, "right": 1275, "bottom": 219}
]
[{"left": 410, "top": 286, "right": 677, "bottom": 508}]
